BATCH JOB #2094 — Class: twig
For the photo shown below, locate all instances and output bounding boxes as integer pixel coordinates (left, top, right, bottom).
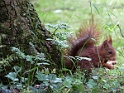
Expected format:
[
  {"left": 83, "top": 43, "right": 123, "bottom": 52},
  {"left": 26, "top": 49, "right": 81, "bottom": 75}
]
[{"left": 117, "top": 23, "right": 124, "bottom": 38}]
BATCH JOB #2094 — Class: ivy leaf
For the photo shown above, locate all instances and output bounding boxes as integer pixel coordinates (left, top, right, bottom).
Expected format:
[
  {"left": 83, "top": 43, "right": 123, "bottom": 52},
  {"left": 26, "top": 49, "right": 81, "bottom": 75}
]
[
  {"left": 87, "top": 79, "right": 97, "bottom": 88},
  {"left": 5, "top": 72, "right": 18, "bottom": 82},
  {"left": 35, "top": 72, "right": 46, "bottom": 81},
  {"left": 52, "top": 78, "right": 62, "bottom": 83},
  {"left": 48, "top": 74, "right": 57, "bottom": 81},
  {"left": 13, "top": 66, "right": 22, "bottom": 73},
  {"left": 25, "top": 55, "right": 34, "bottom": 64},
  {"left": 92, "top": 76, "right": 99, "bottom": 80},
  {"left": 63, "top": 76, "right": 73, "bottom": 88},
  {"left": 21, "top": 77, "right": 28, "bottom": 83},
  {"left": 37, "top": 62, "right": 50, "bottom": 66}
]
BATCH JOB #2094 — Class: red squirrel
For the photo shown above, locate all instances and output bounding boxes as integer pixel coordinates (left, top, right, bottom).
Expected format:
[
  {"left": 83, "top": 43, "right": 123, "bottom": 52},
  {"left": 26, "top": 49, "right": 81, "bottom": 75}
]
[{"left": 65, "top": 25, "right": 117, "bottom": 71}]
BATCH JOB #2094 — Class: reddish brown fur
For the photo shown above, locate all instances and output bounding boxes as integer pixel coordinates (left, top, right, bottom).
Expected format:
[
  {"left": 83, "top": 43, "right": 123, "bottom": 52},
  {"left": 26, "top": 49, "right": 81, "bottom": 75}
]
[{"left": 65, "top": 25, "right": 117, "bottom": 71}]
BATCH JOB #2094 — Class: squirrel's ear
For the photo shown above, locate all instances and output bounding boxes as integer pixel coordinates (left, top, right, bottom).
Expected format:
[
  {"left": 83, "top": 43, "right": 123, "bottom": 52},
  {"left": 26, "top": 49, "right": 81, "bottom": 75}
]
[
  {"left": 108, "top": 36, "right": 112, "bottom": 45},
  {"left": 101, "top": 40, "right": 108, "bottom": 48}
]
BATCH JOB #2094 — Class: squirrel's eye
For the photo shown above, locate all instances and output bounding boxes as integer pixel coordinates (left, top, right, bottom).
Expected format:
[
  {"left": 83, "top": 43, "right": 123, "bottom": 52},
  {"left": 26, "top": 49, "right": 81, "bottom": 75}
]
[
  {"left": 104, "top": 59, "right": 108, "bottom": 63},
  {"left": 108, "top": 51, "right": 112, "bottom": 54}
]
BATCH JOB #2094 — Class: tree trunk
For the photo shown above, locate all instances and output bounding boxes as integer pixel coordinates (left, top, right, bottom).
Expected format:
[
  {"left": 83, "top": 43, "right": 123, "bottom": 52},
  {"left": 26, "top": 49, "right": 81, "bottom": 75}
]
[{"left": 0, "top": 0, "right": 61, "bottom": 84}]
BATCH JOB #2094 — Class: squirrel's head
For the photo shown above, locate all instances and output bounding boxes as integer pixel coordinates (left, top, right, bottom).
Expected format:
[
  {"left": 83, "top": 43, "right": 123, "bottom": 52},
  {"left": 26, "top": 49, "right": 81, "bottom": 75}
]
[{"left": 98, "top": 37, "right": 116, "bottom": 63}]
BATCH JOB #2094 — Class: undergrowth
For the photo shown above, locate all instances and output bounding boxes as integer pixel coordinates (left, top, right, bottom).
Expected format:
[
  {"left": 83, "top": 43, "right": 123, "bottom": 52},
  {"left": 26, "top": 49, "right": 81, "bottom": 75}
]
[{"left": 0, "top": 23, "right": 124, "bottom": 93}]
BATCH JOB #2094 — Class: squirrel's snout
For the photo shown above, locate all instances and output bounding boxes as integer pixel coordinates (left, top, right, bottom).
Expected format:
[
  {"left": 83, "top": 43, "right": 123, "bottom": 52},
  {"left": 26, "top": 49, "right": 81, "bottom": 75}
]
[
  {"left": 107, "top": 60, "right": 117, "bottom": 65},
  {"left": 112, "top": 61, "right": 117, "bottom": 65}
]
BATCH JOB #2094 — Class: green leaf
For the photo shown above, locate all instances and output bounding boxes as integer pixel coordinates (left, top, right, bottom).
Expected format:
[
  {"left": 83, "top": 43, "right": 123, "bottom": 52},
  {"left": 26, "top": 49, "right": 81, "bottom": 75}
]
[
  {"left": 46, "top": 38, "right": 53, "bottom": 41},
  {"left": 35, "top": 72, "right": 46, "bottom": 81},
  {"left": 5, "top": 72, "right": 18, "bottom": 82},
  {"left": 21, "top": 77, "right": 28, "bottom": 83},
  {"left": 72, "top": 83, "right": 85, "bottom": 93},
  {"left": 103, "top": 83, "right": 110, "bottom": 89},
  {"left": 92, "top": 76, "right": 99, "bottom": 80},
  {"left": 13, "top": 66, "right": 22, "bottom": 73},
  {"left": 63, "top": 76, "right": 73, "bottom": 88},
  {"left": 37, "top": 62, "right": 50, "bottom": 66},
  {"left": 87, "top": 79, "right": 97, "bottom": 89},
  {"left": 25, "top": 55, "right": 34, "bottom": 64},
  {"left": 118, "top": 67, "right": 124, "bottom": 72},
  {"left": 48, "top": 74, "right": 57, "bottom": 81},
  {"left": 52, "top": 78, "right": 62, "bottom": 83}
]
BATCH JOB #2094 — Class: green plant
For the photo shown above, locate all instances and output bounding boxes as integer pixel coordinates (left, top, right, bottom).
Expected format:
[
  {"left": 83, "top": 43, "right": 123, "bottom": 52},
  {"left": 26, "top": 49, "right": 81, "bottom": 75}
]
[{"left": 4, "top": 45, "right": 49, "bottom": 88}]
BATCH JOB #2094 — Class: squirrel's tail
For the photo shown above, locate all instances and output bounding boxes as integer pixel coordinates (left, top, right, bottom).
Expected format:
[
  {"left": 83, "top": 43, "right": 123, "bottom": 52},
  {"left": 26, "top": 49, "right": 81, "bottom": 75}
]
[{"left": 67, "top": 24, "right": 101, "bottom": 56}]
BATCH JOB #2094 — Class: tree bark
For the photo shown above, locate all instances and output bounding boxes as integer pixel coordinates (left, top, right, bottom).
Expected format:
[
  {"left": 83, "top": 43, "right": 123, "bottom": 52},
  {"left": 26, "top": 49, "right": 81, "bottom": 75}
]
[{"left": 0, "top": 0, "right": 61, "bottom": 84}]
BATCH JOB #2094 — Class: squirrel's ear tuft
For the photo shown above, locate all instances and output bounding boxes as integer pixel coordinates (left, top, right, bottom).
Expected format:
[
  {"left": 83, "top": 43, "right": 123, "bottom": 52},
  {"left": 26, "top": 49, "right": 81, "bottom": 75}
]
[{"left": 108, "top": 36, "right": 112, "bottom": 45}]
